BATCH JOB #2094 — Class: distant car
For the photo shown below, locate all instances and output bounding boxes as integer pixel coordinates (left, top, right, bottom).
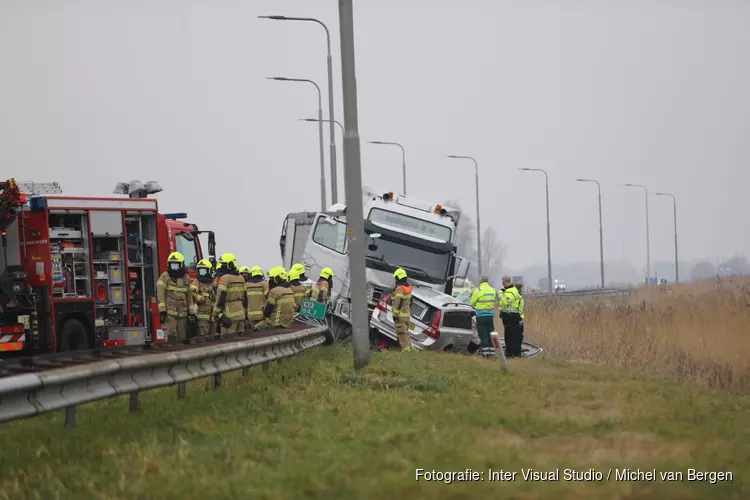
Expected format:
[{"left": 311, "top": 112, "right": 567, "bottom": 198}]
[
  {"left": 554, "top": 280, "right": 566, "bottom": 292},
  {"left": 369, "top": 285, "right": 479, "bottom": 353}
]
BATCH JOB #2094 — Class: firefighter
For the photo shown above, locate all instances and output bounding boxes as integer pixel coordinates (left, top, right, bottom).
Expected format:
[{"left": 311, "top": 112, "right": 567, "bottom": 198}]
[
  {"left": 245, "top": 265, "right": 268, "bottom": 329},
  {"left": 498, "top": 275, "right": 523, "bottom": 358},
  {"left": 239, "top": 266, "right": 251, "bottom": 282},
  {"left": 190, "top": 258, "right": 216, "bottom": 337},
  {"left": 291, "top": 263, "right": 314, "bottom": 287},
  {"left": 212, "top": 252, "right": 247, "bottom": 335},
  {"left": 288, "top": 268, "right": 307, "bottom": 311},
  {"left": 470, "top": 276, "right": 497, "bottom": 359},
  {"left": 261, "top": 267, "right": 296, "bottom": 328},
  {"left": 157, "top": 252, "right": 194, "bottom": 343},
  {"left": 307, "top": 267, "right": 334, "bottom": 304},
  {"left": 391, "top": 268, "right": 414, "bottom": 352}
]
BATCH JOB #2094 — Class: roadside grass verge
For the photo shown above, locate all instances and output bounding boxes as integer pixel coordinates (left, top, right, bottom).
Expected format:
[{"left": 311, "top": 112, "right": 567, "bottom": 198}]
[
  {"left": 1, "top": 344, "right": 748, "bottom": 499},
  {"left": 528, "top": 278, "right": 750, "bottom": 393}
]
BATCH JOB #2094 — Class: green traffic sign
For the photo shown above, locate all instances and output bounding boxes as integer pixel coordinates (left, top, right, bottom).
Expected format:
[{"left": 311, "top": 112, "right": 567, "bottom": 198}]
[{"left": 299, "top": 299, "right": 327, "bottom": 320}]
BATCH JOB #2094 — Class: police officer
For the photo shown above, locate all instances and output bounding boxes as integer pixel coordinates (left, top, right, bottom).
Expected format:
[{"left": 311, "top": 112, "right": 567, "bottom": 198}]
[
  {"left": 288, "top": 268, "right": 307, "bottom": 311},
  {"left": 190, "top": 258, "right": 216, "bottom": 337},
  {"left": 212, "top": 253, "right": 247, "bottom": 335},
  {"left": 245, "top": 265, "right": 268, "bottom": 329},
  {"left": 470, "top": 276, "right": 497, "bottom": 358},
  {"left": 157, "top": 252, "right": 194, "bottom": 343},
  {"left": 307, "top": 267, "right": 334, "bottom": 304},
  {"left": 262, "top": 267, "right": 296, "bottom": 328},
  {"left": 391, "top": 268, "right": 414, "bottom": 352},
  {"left": 498, "top": 275, "right": 523, "bottom": 357}
]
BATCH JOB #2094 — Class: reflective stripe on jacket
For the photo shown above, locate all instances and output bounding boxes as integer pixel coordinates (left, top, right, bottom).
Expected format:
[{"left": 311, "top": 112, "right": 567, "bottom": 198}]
[
  {"left": 470, "top": 282, "right": 496, "bottom": 318},
  {"left": 391, "top": 284, "right": 413, "bottom": 320},
  {"left": 157, "top": 272, "right": 192, "bottom": 318},
  {"left": 190, "top": 279, "right": 216, "bottom": 320},
  {"left": 290, "top": 284, "right": 306, "bottom": 309},
  {"left": 265, "top": 286, "right": 296, "bottom": 327},
  {"left": 213, "top": 273, "right": 247, "bottom": 320},
  {"left": 307, "top": 280, "right": 330, "bottom": 303},
  {"left": 499, "top": 286, "right": 522, "bottom": 314},
  {"left": 245, "top": 280, "right": 268, "bottom": 321}
]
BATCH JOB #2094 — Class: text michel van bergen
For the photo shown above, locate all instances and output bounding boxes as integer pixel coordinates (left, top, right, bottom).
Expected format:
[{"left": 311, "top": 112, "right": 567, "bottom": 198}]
[{"left": 415, "top": 469, "right": 733, "bottom": 484}]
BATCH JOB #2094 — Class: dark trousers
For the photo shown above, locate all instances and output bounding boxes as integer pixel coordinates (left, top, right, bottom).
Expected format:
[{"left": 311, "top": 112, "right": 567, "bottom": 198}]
[
  {"left": 475, "top": 316, "right": 494, "bottom": 352},
  {"left": 502, "top": 312, "right": 522, "bottom": 357}
]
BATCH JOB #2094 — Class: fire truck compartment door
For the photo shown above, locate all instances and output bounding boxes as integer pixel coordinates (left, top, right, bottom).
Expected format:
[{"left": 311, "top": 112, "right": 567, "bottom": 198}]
[{"left": 89, "top": 211, "right": 124, "bottom": 237}]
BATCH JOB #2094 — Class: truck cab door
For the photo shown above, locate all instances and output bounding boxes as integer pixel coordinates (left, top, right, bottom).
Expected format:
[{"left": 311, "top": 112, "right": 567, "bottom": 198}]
[
  {"left": 173, "top": 231, "right": 200, "bottom": 276},
  {"left": 302, "top": 214, "right": 349, "bottom": 301}
]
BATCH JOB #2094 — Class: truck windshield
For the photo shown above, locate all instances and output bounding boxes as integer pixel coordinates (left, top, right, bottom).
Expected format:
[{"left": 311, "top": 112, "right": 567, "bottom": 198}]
[{"left": 365, "top": 237, "right": 451, "bottom": 284}]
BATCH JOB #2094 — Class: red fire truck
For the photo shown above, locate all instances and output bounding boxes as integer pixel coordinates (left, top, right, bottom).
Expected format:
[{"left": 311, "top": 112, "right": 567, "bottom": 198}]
[{"left": 0, "top": 179, "right": 215, "bottom": 355}]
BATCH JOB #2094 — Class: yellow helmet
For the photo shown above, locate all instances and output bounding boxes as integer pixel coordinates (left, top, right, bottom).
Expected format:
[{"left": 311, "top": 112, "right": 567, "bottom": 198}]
[
  {"left": 320, "top": 267, "right": 334, "bottom": 279},
  {"left": 291, "top": 263, "right": 306, "bottom": 276},
  {"left": 218, "top": 252, "right": 238, "bottom": 270},
  {"left": 393, "top": 268, "right": 408, "bottom": 281},
  {"left": 250, "top": 265, "right": 263, "bottom": 277},
  {"left": 239, "top": 266, "right": 250, "bottom": 274},
  {"left": 288, "top": 268, "right": 302, "bottom": 281},
  {"left": 196, "top": 259, "right": 212, "bottom": 269},
  {"left": 267, "top": 266, "right": 284, "bottom": 278},
  {"left": 167, "top": 252, "right": 185, "bottom": 263}
]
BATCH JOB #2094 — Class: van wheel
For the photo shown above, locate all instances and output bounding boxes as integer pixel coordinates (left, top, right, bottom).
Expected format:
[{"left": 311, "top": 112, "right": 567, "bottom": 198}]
[
  {"left": 443, "top": 344, "right": 454, "bottom": 353},
  {"left": 59, "top": 319, "right": 90, "bottom": 352}
]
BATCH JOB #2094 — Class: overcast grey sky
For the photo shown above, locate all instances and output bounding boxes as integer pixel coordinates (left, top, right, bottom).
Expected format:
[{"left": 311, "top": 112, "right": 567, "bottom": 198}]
[{"left": 2, "top": 0, "right": 748, "bottom": 277}]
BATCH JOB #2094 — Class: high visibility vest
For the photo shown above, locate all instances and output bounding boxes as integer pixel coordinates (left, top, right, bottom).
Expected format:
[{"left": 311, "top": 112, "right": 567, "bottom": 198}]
[
  {"left": 470, "top": 282, "right": 496, "bottom": 318},
  {"left": 499, "top": 286, "right": 522, "bottom": 314}
]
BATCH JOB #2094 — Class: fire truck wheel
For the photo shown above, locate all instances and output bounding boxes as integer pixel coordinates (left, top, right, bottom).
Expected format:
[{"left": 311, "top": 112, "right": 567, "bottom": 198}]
[{"left": 59, "top": 318, "right": 90, "bottom": 352}]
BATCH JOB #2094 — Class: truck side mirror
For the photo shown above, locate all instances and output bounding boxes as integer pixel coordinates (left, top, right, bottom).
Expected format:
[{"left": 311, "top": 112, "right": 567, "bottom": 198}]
[{"left": 455, "top": 256, "right": 471, "bottom": 279}]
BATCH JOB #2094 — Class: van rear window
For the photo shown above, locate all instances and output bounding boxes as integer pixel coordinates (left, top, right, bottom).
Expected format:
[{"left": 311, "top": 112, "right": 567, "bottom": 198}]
[{"left": 442, "top": 311, "right": 473, "bottom": 330}]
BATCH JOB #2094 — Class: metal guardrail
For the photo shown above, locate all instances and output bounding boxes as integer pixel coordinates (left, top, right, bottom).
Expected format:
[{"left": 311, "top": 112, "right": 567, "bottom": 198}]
[
  {"left": 526, "top": 288, "right": 634, "bottom": 299},
  {"left": 0, "top": 326, "right": 328, "bottom": 428}
]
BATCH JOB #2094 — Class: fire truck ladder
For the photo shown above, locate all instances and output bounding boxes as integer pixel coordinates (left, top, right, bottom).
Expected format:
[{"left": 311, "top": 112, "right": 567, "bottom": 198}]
[{"left": 0, "top": 179, "right": 62, "bottom": 233}]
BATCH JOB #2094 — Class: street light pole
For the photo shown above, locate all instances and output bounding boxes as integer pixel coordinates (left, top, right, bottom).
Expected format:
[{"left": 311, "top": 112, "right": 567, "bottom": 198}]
[
  {"left": 446, "top": 155, "right": 481, "bottom": 277},
  {"left": 624, "top": 183, "right": 651, "bottom": 282},
  {"left": 300, "top": 118, "right": 345, "bottom": 172},
  {"left": 520, "top": 168, "right": 552, "bottom": 297},
  {"left": 267, "top": 77, "right": 326, "bottom": 211},
  {"left": 259, "top": 15, "right": 339, "bottom": 205},
  {"left": 655, "top": 192, "right": 678, "bottom": 283},
  {"left": 367, "top": 141, "right": 407, "bottom": 195},
  {"left": 338, "top": 0, "right": 370, "bottom": 369},
  {"left": 576, "top": 178, "right": 605, "bottom": 289},
  {"left": 300, "top": 117, "right": 344, "bottom": 137}
]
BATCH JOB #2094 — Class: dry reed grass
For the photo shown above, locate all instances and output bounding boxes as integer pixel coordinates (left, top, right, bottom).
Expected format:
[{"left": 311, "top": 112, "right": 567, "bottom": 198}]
[{"left": 526, "top": 277, "right": 750, "bottom": 393}]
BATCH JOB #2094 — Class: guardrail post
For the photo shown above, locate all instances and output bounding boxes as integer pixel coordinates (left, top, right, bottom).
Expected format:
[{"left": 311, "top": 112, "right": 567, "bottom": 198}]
[
  {"left": 129, "top": 392, "right": 140, "bottom": 412},
  {"left": 64, "top": 406, "right": 76, "bottom": 429},
  {"left": 213, "top": 373, "right": 221, "bottom": 391},
  {"left": 262, "top": 362, "right": 269, "bottom": 373},
  {"left": 177, "top": 382, "right": 186, "bottom": 399},
  {"left": 241, "top": 367, "right": 250, "bottom": 377}
]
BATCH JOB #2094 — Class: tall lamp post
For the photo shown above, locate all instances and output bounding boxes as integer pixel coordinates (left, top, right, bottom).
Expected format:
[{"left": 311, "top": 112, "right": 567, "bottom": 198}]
[
  {"left": 301, "top": 118, "right": 345, "bottom": 173},
  {"left": 267, "top": 76, "right": 326, "bottom": 211},
  {"left": 368, "top": 141, "right": 407, "bottom": 195},
  {"left": 259, "top": 15, "right": 339, "bottom": 205},
  {"left": 575, "top": 178, "right": 605, "bottom": 289},
  {"left": 445, "top": 155, "right": 481, "bottom": 277},
  {"left": 655, "top": 192, "right": 678, "bottom": 283},
  {"left": 624, "top": 183, "right": 651, "bottom": 282},
  {"left": 520, "top": 168, "right": 552, "bottom": 297}
]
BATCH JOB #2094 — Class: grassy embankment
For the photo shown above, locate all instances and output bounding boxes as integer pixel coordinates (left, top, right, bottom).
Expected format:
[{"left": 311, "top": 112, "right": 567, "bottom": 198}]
[
  {"left": 528, "top": 277, "right": 750, "bottom": 393},
  {"left": 1, "top": 338, "right": 748, "bottom": 499}
]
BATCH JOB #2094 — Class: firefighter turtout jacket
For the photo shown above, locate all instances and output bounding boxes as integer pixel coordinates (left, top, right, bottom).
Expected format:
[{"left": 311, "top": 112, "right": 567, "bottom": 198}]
[
  {"left": 190, "top": 278, "right": 216, "bottom": 321},
  {"left": 157, "top": 272, "right": 193, "bottom": 318},
  {"left": 263, "top": 281, "right": 296, "bottom": 328},
  {"left": 212, "top": 268, "right": 247, "bottom": 323},
  {"left": 245, "top": 275, "right": 269, "bottom": 322}
]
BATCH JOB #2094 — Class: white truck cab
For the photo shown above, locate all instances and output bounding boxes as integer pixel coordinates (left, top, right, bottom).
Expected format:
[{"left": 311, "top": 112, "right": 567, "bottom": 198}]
[{"left": 279, "top": 188, "right": 470, "bottom": 340}]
